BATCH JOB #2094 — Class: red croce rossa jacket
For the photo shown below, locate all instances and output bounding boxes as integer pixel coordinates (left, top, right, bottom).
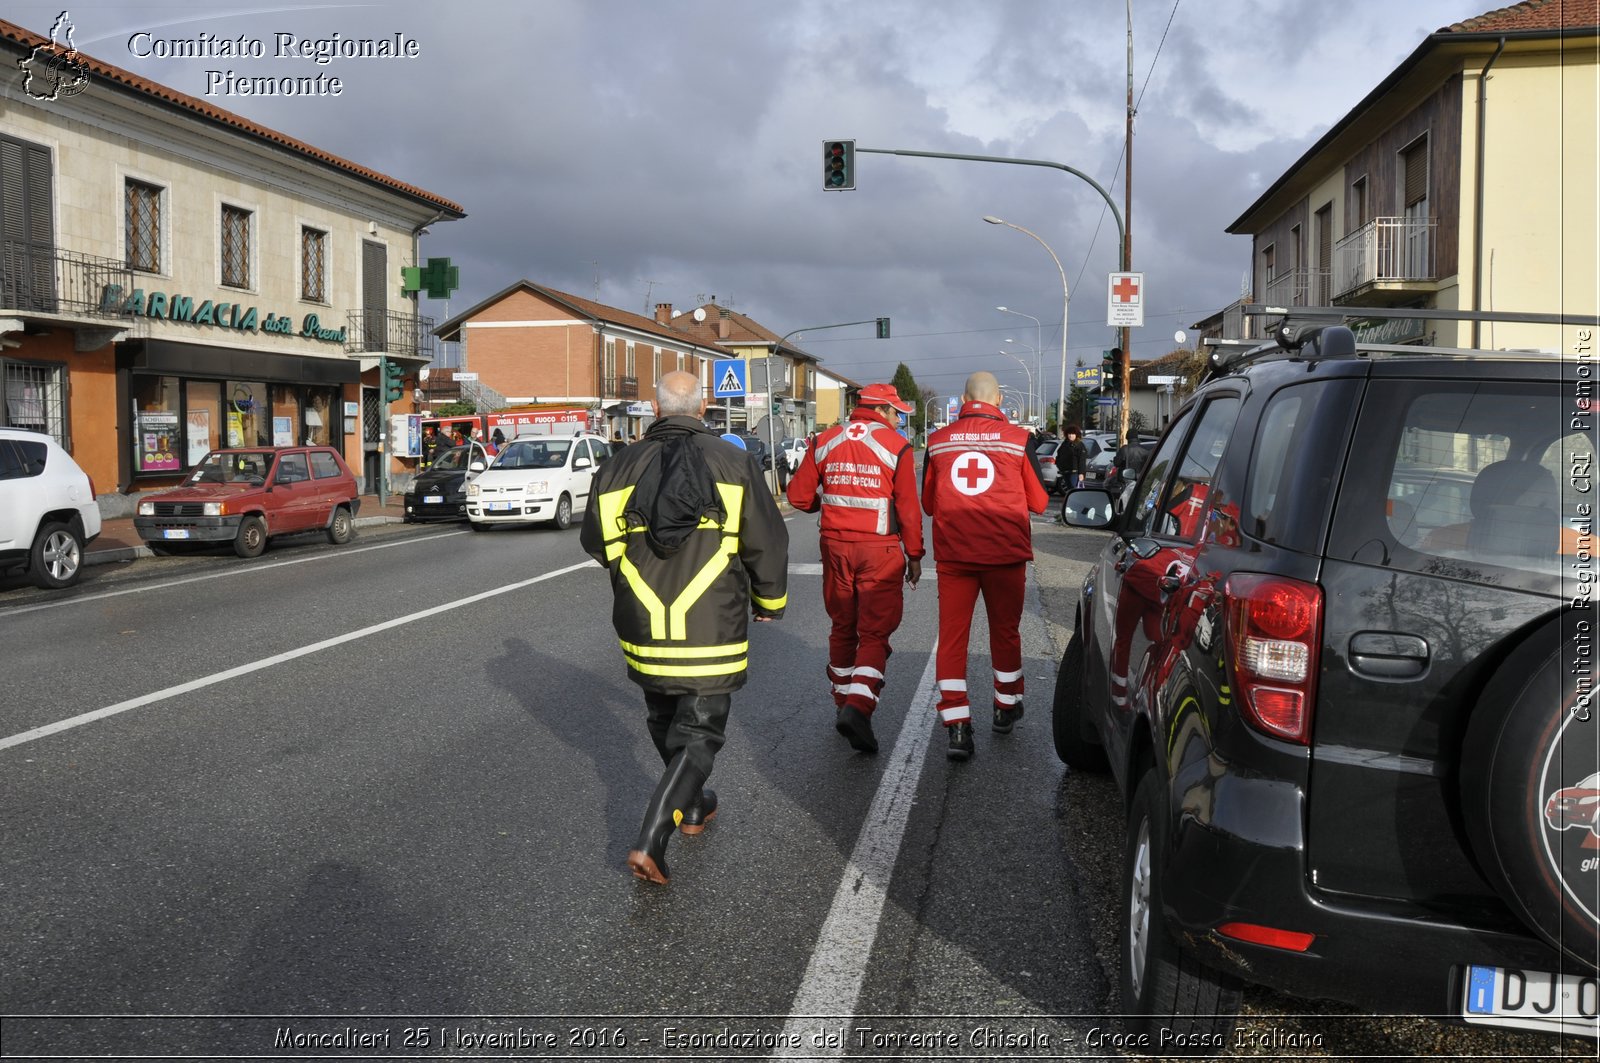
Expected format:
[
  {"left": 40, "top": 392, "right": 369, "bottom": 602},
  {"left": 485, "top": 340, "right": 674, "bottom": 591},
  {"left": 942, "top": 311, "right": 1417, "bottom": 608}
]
[
  {"left": 787, "top": 407, "right": 924, "bottom": 557},
  {"left": 922, "top": 401, "right": 1049, "bottom": 564}
]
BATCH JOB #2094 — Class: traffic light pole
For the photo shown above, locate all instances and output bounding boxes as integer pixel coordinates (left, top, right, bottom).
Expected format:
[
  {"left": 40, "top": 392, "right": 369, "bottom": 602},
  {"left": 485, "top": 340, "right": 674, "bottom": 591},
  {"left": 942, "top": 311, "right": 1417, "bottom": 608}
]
[
  {"left": 855, "top": 148, "right": 1126, "bottom": 443},
  {"left": 377, "top": 356, "right": 390, "bottom": 506}
]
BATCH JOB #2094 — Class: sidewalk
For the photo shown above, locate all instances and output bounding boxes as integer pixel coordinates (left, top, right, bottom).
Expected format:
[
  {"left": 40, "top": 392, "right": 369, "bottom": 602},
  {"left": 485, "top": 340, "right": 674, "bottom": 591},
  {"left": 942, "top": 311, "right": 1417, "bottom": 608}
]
[{"left": 86, "top": 494, "right": 409, "bottom": 567}]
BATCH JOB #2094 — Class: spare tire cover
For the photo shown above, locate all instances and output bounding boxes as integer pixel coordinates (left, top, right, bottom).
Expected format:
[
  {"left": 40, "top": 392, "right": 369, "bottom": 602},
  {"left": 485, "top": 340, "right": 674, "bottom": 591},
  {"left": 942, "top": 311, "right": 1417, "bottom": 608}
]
[{"left": 1461, "top": 611, "right": 1598, "bottom": 971}]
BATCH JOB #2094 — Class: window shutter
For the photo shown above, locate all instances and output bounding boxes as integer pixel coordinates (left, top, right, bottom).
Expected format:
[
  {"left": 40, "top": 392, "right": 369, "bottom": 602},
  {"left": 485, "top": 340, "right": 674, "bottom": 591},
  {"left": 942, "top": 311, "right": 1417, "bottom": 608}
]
[{"left": 1403, "top": 140, "right": 1428, "bottom": 207}]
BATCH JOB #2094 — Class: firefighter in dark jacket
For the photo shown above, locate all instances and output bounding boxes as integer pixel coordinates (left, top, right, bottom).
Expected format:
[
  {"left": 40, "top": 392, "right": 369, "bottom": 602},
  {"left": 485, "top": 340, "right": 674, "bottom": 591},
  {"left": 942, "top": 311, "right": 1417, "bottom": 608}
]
[{"left": 580, "top": 370, "right": 789, "bottom": 886}]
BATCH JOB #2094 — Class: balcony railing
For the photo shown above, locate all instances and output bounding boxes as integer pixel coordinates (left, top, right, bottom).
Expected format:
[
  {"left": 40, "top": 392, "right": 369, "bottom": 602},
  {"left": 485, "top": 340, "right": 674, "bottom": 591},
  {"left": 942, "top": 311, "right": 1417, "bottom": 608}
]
[
  {"left": 603, "top": 375, "right": 639, "bottom": 399},
  {"left": 0, "top": 240, "right": 133, "bottom": 319},
  {"left": 1263, "top": 267, "right": 1333, "bottom": 308},
  {"left": 1333, "top": 216, "right": 1437, "bottom": 296},
  {"left": 344, "top": 308, "right": 436, "bottom": 359}
]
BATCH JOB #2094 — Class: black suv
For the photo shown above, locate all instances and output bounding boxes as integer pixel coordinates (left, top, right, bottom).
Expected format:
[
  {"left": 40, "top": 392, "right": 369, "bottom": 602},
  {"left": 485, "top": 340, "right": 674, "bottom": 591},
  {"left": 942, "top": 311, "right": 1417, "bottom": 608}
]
[{"left": 1058, "top": 324, "right": 1595, "bottom": 1049}]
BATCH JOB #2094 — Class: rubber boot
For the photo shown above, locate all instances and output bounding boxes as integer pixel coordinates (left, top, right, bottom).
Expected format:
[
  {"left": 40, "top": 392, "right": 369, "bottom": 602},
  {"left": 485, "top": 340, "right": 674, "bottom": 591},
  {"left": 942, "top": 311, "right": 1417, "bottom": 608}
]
[
  {"left": 679, "top": 788, "right": 718, "bottom": 836},
  {"left": 626, "top": 755, "right": 706, "bottom": 885}
]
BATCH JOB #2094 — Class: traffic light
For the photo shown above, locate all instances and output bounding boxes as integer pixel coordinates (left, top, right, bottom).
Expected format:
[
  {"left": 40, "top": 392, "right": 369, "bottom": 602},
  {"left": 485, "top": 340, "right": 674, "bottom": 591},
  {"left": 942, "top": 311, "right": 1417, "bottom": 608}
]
[
  {"left": 875, "top": 317, "right": 891, "bottom": 339},
  {"left": 383, "top": 359, "right": 406, "bottom": 403},
  {"left": 1103, "top": 347, "right": 1124, "bottom": 389},
  {"left": 824, "top": 140, "right": 855, "bottom": 190}
]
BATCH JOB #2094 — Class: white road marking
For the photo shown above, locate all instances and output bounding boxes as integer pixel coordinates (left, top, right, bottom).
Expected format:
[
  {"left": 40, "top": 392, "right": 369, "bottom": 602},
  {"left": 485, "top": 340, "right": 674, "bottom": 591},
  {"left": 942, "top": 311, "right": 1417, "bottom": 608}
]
[
  {"left": 789, "top": 562, "right": 935, "bottom": 581},
  {"left": 0, "top": 560, "right": 592, "bottom": 753},
  {"left": 777, "top": 638, "right": 940, "bottom": 1054},
  {"left": 0, "top": 531, "right": 469, "bottom": 618}
]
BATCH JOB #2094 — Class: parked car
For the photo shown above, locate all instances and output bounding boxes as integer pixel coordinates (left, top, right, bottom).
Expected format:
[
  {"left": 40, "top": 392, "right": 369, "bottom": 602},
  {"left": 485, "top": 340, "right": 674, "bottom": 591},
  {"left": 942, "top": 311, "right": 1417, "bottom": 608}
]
[
  {"left": 737, "top": 433, "right": 773, "bottom": 471},
  {"left": 778, "top": 437, "right": 808, "bottom": 471},
  {"left": 1057, "top": 324, "right": 1594, "bottom": 1046},
  {"left": 1035, "top": 440, "right": 1060, "bottom": 492},
  {"left": 403, "top": 442, "right": 491, "bottom": 523},
  {"left": 134, "top": 447, "right": 359, "bottom": 559},
  {"left": 465, "top": 432, "right": 610, "bottom": 530},
  {"left": 0, "top": 428, "right": 101, "bottom": 589}
]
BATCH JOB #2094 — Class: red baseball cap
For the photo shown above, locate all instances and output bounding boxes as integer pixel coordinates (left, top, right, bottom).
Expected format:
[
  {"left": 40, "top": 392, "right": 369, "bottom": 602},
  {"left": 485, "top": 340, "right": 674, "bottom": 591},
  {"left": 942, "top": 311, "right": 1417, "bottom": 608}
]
[{"left": 857, "top": 383, "right": 913, "bottom": 413}]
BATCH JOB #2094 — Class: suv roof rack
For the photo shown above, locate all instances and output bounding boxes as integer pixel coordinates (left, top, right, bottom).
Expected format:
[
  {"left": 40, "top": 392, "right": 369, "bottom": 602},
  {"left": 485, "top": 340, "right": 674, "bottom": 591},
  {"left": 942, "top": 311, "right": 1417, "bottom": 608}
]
[{"left": 1202, "top": 324, "right": 1357, "bottom": 380}]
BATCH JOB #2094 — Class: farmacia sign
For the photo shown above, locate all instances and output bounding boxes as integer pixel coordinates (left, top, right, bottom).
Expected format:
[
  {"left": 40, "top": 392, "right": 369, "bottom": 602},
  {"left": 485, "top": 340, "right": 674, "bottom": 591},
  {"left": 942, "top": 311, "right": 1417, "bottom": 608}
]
[{"left": 100, "top": 284, "right": 346, "bottom": 343}]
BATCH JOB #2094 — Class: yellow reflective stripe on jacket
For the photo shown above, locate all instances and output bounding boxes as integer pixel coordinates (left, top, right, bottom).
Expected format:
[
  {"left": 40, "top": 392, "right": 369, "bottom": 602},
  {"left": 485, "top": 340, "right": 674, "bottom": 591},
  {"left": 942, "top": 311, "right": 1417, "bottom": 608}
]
[
  {"left": 752, "top": 590, "right": 788, "bottom": 611},
  {"left": 596, "top": 478, "right": 751, "bottom": 643},
  {"left": 620, "top": 640, "right": 747, "bottom": 659},
  {"left": 627, "top": 658, "right": 747, "bottom": 678}
]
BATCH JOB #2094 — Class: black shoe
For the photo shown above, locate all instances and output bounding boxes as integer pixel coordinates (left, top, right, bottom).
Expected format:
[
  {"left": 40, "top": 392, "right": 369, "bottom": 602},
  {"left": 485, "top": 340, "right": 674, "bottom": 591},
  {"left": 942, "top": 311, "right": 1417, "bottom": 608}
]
[
  {"left": 679, "top": 788, "right": 718, "bottom": 836},
  {"left": 835, "top": 707, "right": 879, "bottom": 754},
  {"left": 992, "top": 701, "right": 1025, "bottom": 733},
  {"left": 946, "top": 721, "right": 975, "bottom": 761}
]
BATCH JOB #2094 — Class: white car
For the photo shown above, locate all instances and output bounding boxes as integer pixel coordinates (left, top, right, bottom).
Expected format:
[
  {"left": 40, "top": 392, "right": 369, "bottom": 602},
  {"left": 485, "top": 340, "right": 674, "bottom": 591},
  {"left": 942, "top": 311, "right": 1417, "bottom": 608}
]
[
  {"left": 0, "top": 428, "right": 102, "bottom": 588},
  {"left": 465, "top": 432, "right": 612, "bottom": 530},
  {"left": 779, "top": 437, "right": 808, "bottom": 471}
]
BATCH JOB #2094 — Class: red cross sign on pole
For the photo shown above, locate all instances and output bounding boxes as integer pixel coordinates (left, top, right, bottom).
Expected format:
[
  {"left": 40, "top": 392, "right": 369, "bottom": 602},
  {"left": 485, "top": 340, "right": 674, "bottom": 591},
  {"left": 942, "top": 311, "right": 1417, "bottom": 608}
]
[{"left": 1107, "top": 271, "right": 1145, "bottom": 328}]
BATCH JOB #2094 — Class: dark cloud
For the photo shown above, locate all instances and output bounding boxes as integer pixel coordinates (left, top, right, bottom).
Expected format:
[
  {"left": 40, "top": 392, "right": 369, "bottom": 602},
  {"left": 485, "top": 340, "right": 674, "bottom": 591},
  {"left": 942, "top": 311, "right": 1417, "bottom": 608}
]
[{"left": 11, "top": 0, "right": 1478, "bottom": 398}]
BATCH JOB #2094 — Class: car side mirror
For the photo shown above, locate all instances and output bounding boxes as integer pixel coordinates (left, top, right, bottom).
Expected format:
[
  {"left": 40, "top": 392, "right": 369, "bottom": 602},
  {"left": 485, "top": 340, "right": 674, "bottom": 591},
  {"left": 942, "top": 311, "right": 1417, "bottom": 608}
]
[
  {"left": 574, "top": 457, "right": 592, "bottom": 470},
  {"left": 469, "top": 461, "right": 486, "bottom": 472},
  {"left": 1061, "top": 489, "right": 1115, "bottom": 528}
]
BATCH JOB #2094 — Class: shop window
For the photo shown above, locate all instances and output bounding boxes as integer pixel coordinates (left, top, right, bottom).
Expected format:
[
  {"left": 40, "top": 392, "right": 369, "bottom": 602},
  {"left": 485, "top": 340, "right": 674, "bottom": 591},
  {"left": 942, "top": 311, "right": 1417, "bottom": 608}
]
[
  {"left": 227, "top": 381, "right": 269, "bottom": 447},
  {"left": 303, "top": 386, "right": 337, "bottom": 447},
  {"left": 221, "top": 204, "right": 251, "bottom": 289},
  {"left": 184, "top": 380, "right": 221, "bottom": 465},
  {"left": 1, "top": 359, "right": 67, "bottom": 443},
  {"left": 132, "top": 375, "right": 182, "bottom": 473},
  {"left": 301, "top": 226, "right": 327, "bottom": 302},
  {"left": 270, "top": 386, "right": 301, "bottom": 447},
  {"left": 125, "top": 179, "right": 162, "bottom": 273}
]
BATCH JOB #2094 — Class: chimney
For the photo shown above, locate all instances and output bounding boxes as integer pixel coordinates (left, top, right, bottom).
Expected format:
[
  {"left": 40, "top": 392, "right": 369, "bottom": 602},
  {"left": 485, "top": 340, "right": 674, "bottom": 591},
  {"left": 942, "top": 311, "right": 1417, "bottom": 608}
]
[
  {"left": 717, "top": 308, "right": 731, "bottom": 340},
  {"left": 654, "top": 302, "right": 673, "bottom": 324}
]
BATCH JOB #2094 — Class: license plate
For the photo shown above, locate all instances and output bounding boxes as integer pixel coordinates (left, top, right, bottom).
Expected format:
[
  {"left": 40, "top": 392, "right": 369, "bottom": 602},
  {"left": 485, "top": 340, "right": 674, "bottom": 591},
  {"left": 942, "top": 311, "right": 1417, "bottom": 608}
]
[
  {"left": 163, "top": 529, "right": 190, "bottom": 540},
  {"left": 488, "top": 502, "right": 514, "bottom": 512},
  {"left": 1462, "top": 964, "right": 1599, "bottom": 1038},
  {"left": 424, "top": 495, "right": 444, "bottom": 504}
]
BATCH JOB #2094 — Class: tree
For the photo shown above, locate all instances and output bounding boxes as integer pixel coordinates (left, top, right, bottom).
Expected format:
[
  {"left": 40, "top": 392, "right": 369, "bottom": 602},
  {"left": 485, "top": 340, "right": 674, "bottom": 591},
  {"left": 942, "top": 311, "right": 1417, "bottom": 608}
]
[{"left": 890, "top": 362, "right": 921, "bottom": 437}]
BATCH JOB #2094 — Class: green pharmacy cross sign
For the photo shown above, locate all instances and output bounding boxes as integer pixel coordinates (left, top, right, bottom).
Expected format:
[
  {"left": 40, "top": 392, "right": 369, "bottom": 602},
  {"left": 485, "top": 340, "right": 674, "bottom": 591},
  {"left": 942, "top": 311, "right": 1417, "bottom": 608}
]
[{"left": 402, "top": 257, "right": 460, "bottom": 299}]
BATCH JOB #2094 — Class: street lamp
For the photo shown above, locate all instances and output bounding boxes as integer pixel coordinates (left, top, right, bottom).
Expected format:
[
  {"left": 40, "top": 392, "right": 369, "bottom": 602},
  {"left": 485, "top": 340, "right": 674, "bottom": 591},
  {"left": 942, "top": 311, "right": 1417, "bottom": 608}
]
[
  {"left": 998, "top": 305, "right": 1044, "bottom": 422},
  {"left": 985, "top": 216, "right": 1068, "bottom": 439},
  {"left": 1004, "top": 338, "right": 1040, "bottom": 423},
  {"left": 1000, "top": 350, "right": 1033, "bottom": 423}
]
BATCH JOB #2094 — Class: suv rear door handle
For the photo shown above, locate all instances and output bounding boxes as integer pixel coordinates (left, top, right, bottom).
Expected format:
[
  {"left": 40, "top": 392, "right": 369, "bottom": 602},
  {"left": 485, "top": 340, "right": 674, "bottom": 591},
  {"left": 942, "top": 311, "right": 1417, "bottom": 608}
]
[{"left": 1348, "top": 632, "right": 1430, "bottom": 679}]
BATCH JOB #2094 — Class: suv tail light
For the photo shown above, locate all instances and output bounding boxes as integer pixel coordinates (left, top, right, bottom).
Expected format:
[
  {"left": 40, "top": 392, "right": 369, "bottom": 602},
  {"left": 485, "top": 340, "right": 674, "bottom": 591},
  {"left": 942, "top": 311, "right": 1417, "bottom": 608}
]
[{"left": 1223, "top": 573, "right": 1322, "bottom": 744}]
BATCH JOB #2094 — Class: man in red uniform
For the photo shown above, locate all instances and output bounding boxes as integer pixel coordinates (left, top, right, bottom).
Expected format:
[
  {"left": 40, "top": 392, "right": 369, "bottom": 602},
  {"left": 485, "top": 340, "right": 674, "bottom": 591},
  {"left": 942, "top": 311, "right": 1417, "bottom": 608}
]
[
  {"left": 787, "top": 382, "right": 924, "bottom": 754},
  {"left": 922, "top": 371, "right": 1050, "bottom": 760}
]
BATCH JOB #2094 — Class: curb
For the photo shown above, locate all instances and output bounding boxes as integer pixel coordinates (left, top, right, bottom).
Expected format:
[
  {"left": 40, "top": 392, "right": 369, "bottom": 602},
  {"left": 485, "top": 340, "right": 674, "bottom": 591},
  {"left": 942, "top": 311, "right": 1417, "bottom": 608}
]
[{"left": 84, "top": 514, "right": 405, "bottom": 568}]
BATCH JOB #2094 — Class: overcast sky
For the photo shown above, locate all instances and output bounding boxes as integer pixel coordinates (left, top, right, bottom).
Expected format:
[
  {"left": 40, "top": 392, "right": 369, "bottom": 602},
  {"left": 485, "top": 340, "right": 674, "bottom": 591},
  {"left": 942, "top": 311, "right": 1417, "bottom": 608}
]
[{"left": 13, "top": 0, "right": 1484, "bottom": 403}]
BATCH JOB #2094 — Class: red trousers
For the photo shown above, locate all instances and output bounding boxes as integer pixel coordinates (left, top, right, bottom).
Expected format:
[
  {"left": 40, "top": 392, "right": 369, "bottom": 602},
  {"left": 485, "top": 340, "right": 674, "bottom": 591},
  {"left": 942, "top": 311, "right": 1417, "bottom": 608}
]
[
  {"left": 820, "top": 537, "right": 906, "bottom": 717},
  {"left": 935, "top": 560, "right": 1026, "bottom": 726}
]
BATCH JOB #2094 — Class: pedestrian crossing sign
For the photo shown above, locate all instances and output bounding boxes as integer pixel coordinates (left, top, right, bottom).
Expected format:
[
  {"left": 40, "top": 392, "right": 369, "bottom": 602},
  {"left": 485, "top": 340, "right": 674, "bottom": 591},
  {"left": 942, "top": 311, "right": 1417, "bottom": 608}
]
[{"left": 714, "top": 359, "right": 747, "bottom": 397}]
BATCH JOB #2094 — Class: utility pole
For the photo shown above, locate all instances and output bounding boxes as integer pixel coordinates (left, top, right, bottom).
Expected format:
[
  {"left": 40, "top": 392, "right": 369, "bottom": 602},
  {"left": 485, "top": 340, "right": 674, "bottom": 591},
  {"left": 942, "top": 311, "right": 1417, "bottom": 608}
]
[{"left": 1120, "top": 0, "right": 1134, "bottom": 442}]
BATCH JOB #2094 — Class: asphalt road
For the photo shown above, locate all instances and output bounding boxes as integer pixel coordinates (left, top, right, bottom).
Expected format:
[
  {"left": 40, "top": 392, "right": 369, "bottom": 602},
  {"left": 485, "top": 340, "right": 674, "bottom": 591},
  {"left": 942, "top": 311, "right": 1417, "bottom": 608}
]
[{"left": 0, "top": 512, "right": 1586, "bottom": 1060}]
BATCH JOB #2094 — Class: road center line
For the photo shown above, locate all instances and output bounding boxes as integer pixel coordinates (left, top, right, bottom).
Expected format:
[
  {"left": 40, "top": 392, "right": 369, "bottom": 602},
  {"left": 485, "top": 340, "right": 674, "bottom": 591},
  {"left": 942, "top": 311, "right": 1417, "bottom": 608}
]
[
  {"left": 777, "top": 638, "right": 940, "bottom": 1055},
  {"left": 0, "top": 560, "right": 593, "bottom": 754}
]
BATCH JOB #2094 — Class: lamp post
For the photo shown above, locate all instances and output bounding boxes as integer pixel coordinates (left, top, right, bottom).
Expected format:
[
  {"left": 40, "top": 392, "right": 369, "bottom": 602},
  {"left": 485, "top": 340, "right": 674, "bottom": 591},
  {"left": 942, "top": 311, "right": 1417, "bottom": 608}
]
[
  {"left": 984, "top": 216, "right": 1068, "bottom": 440},
  {"left": 923, "top": 395, "right": 940, "bottom": 443},
  {"left": 1003, "top": 338, "right": 1040, "bottom": 424},
  {"left": 1000, "top": 350, "right": 1033, "bottom": 424},
  {"left": 997, "top": 306, "right": 1044, "bottom": 423}
]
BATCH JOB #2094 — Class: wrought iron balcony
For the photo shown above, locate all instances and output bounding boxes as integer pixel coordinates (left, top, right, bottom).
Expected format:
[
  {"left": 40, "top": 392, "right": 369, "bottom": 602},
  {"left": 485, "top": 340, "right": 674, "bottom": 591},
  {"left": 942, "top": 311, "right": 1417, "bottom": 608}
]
[
  {"left": 1333, "top": 216, "right": 1437, "bottom": 298},
  {"left": 1263, "top": 267, "right": 1334, "bottom": 308},
  {"left": 344, "top": 308, "right": 437, "bottom": 359},
  {"left": 0, "top": 240, "right": 133, "bottom": 320},
  {"left": 603, "top": 375, "right": 639, "bottom": 399}
]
